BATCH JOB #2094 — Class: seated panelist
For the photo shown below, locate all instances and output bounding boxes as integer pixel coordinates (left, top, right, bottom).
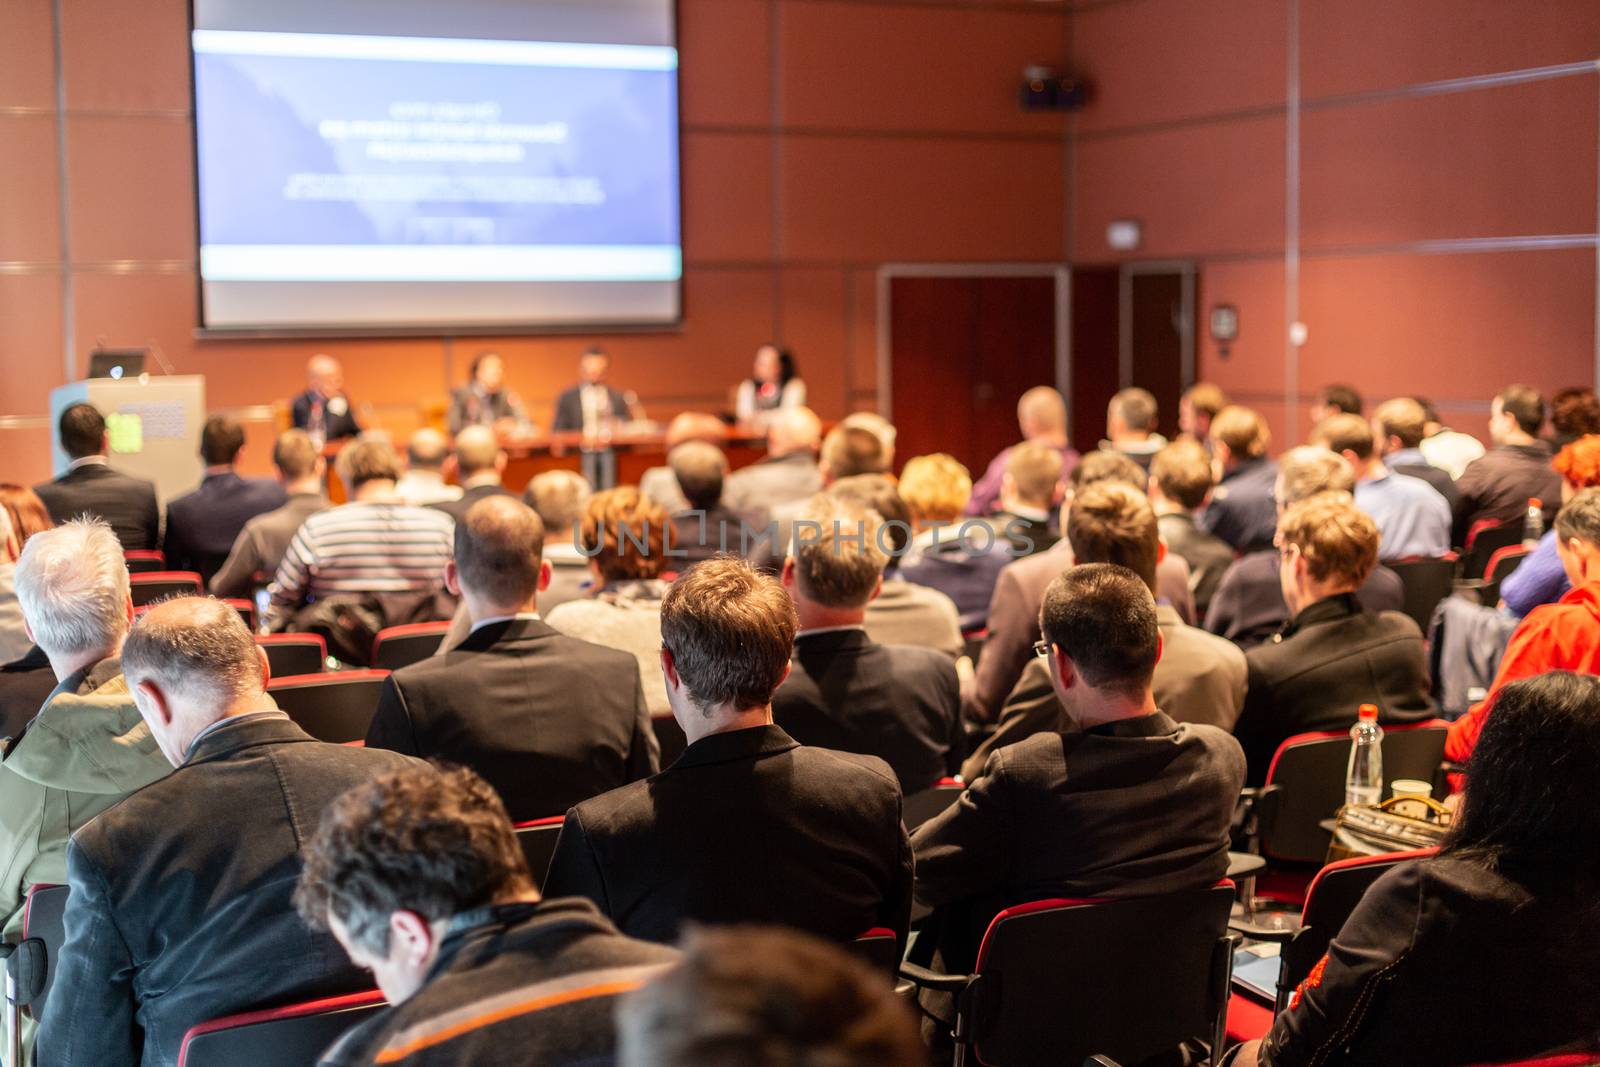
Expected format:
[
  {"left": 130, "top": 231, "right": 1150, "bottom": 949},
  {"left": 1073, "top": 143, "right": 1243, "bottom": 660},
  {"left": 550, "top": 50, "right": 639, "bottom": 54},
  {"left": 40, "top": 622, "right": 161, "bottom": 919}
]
[
  {"left": 448, "top": 350, "right": 529, "bottom": 435},
  {"left": 291, "top": 354, "right": 362, "bottom": 444}
]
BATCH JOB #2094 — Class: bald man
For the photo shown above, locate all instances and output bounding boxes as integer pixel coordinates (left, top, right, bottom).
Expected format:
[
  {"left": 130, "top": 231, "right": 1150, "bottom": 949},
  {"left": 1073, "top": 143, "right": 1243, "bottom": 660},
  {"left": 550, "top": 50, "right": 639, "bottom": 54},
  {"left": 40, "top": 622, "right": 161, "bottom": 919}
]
[
  {"left": 722, "top": 407, "right": 824, "bottom": 514},
  {"left": 431, "top": 425, "right": 512, "bottom": 524},
  {"left": 290, "top": 354, "right": 362, "bottom": 443},
  {"left": 395, "top": 427, "right": 463, "bottom": 507},
  {"left": 966, "top": 386, "right": 1081, "bottom": 516}
]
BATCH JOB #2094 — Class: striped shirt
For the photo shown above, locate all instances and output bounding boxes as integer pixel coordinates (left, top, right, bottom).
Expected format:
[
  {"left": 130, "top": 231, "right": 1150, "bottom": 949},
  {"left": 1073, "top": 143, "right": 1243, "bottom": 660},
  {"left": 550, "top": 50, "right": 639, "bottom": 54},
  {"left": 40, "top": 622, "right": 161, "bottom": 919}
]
[{"left": 268, "top": 502, "right": 455, "bottom": 629}]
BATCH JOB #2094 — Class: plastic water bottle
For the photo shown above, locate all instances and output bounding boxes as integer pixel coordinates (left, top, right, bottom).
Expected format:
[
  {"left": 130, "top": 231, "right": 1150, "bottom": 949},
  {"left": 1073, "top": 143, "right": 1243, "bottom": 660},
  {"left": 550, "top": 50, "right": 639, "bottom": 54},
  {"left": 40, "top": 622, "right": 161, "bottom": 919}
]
[
  {"left": 1523, "top": 498, "right": 1544, "bottom": 548},
  {"left": 1345, "top": 704, "right": 1384, "bottom": 808}
]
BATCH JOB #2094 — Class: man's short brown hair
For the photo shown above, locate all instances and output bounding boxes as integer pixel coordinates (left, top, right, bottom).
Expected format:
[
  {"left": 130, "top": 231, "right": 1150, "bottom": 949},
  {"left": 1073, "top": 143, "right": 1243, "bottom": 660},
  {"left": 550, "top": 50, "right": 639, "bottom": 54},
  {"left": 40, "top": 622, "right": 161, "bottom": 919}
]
[
  {"left": 1276, "top": 446, "right": 1356, "bottom": 506},
  {"left": 820, "top": 425, "right": 890, "bottom": 480},
  {"left": 1277, "top": 491, "right": 1379, "bottom": 587},
  {"left": 1372, "top": 398, "right": 1428, "bottom": 450},
  {"left": 579, "top": 487, "right": 671, "bottom": 581},
  {"left": 1312, "top": 413, "right": 1375, "bottom": 460},
  {"left": 1066, "top": 482, "right": 1160, "bottom": 592},
  {"left": 456, "top": 496, "right": 545, "bottom": 605},
  {"left": 1211, "top": 405, "right": 1270, "bottom": 459},
  {"left": 1109, "top": 387, "right": 1158, "bottom": 432},
  {"left": 790, "top": 494, "right": 887, "bottom": 609},
  {"left": 1497, "top": 384, "right": 1546, "bottom": 436},
  {"left": 1069, "top": 450, "right": 1146, "bottom": 491},
  {"left": 335, "top": 436, "right": 401, "bottom": 489},
  {"left": 1004, "top": 441, "right": 1063, "bottom": 508},
  {"left": 1040, "top": 564, "right": 1159, "bottom": 700},
  {"left": 272, "top": 430, "right": 320, "bottom": 480},
  {"left": 1183, "top": 382, "right": 1228, "bottom": 420},
  {"left": 1149, "top": 441, "right": 1213, "bottom": 511},
  {"left": 660, "top": 558, "right": 796, "bottom": 713},
  {"left": 200, "top": 415, "right": 246, "bottom": 466},
  {"left": 829, "top": 476, "right": 912, "bottom": 555}
]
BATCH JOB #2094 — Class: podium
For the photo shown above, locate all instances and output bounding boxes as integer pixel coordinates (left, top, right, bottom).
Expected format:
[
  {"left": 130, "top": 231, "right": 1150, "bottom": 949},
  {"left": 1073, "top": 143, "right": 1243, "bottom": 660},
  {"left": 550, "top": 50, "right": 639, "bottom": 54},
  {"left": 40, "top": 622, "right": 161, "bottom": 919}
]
[{"left": 49, "top": 376, "right": 206, "bottom": 504}]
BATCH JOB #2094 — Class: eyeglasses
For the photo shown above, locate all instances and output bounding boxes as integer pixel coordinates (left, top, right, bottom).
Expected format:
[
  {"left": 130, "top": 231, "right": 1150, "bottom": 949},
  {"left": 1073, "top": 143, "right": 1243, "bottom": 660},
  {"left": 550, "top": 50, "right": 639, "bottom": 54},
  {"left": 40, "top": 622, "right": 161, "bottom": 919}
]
[{"left": 1033, "top": 639, "right": 1053, "bottom": 659}]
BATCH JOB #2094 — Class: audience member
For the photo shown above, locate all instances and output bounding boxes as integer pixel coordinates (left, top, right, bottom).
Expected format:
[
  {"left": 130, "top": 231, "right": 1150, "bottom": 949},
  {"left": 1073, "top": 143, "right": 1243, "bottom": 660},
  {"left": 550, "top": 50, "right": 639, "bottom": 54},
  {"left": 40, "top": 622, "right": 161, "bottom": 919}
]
[
  {"left": 0, "top": 484, "right": 54, "bottom": 550},
  {"left": 546, "top": 487, "right": 674, "bottom": 715},
  {"left": 430, "top": 425, "right": 511, "bottom": 524},
  {"left": 722, "top": 406, "right": 823, "bottom": 513},
  {"left": 297, "top": 765, "right": 677, "bottom": 1066},
  {"left": 1100, "top": 387, "right": 1168, "bottom": 470},
  {"left": 667, "top": 440, "right": 763, "bottom": 565},
  {"left": 1370, "top": 396, "right": 1461, "bottom": 511},
  {"left": 1310, "top": 383, "right": 1363, "bottom": 422},
  {"left": 896, "top": 453, "right": 1009, "bottom": 630},
  {"left": 1198, "top": 404, "right": 1278, "bottom": 553},
  {"left": 913, "top": 564, "right": 1245, "bottom": 971},
  {"left": 639, "top": 411, "right": 725, "bottom": 513},
  {"left": 33, "top": 402, "right": 161, "bottom": 550},
  {"left": 1414, "top": 395, "right": 1485, "bottom": 479},
  {"left": 267, "top": 437, "right": 456, "bottom": 632},
  {"left": 1501, "top": 435, "right": 1600, "bottom": 616},
  {"left": 1445, "top": 487, "right": 1600, "bottom": 769},
  {"left": 544, "top": 558, "right": 912, "bottom": 947},
  {"left": 0, "top": 507, "right": 31, "bottom": 666},
  {"left": 773, "top": 494, "right": 962, "bottom": 792},
  {"left": 447, "top": 350, "right": 528, "bottom": 434},
  {"left": 1238, "top": 672, "right": 1600, "bottom": 1067},
  {"left": 367, "top": 496, "right": 657, "bottom": 821},
  {"left": 828, "top": 475, "right": 964, "bottom": 659},
  {"left": 839, "top": 411, "right": 897, "bottom": 469},
  {"left": 34, "top": 597, "right": 418, "bottom": 1067},
  {"left": 1233, "top": 493, "right": 1435, "bottom": 782},
  {"left": 1205, "top": 446, "right": 1405, "bottom": 649},
  {"left": 1312, "top": 412, "right": 1451, "bottom": 560},
  {"left": 395, "top": 427, "right": 463, "bottom": 507},
  {"left": 1149, "top": 439, "right": 1234, "bottom": 616},
  {"left": 1454, "top": 384, "right": 1563, "bottom": 544},
  {"left": 552, "top": 347, "right": 631, "bottom": 434},
  {"left": 163, "top": 415, "right": 287, "bottom": 585},
  {"left": 616, "top": 926, "right": 924, "bottom": 1067},
  {"left": 292, "top": 354, "right": 363, "bottom": 442},
  {"left": 2, "top": 521, "right": 169, "bottom": 950},
  {"left": 966, "top": 385, "right": 1080, "bottom": 516},
  {"left": 988, "top": 438, "right": 1061, "bottom": 556},
  {"left": 734, "top": 343, "right": 807, "bottom": 427},
  {"left": 210, "top": 429, "right": 330, "bottom": 597},
  {"left": 756, "top": 421, "right": 891, "bottom": 570},
  {"left": 0, "top": 494, "right": 56, "bottom": 735},
  {"left": 1178, "top": 382, "right": 1227, "bottom": 448},
  {"left": 525, "top": 469, "right": 595, "bottom": 611},
  {"left": 1548, "top": 386, "right": 1600, "bottom": 452}
]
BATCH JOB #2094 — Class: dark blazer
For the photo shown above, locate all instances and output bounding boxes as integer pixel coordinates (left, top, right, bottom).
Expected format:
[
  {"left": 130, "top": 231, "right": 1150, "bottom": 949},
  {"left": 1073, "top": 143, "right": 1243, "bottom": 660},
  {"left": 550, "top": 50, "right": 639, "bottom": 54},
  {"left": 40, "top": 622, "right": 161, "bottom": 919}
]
[
  {"left": 1235, "top": 593, "right": 1436, "bottom": 784},
  {"left": 913, "top": 713, "right": 1245, "bottom": 969},
  {"left": 163, "top": 471, "right": 287, "bottom": 586},
  {"left": 898, "top": 535, "right": 1013, "bottom": 632},
  {"left": 552, "top": 384, "right": 628, "bottom": 433},
  {"left": 1452, "top": 442, "right": 1563, "bottom": 546},
  {"left": 1159, "top": 511, "right": 1236, "bottom": 618},
  {"left": 1198, "top": 457, "right": 1279, "bottom": 553},
  {"left": 429, "top": 482, "right": 512, "bottom": 526},
  {"left": 34, "top": 462, "right": 161, "bottom": 550},
  {"left": 543, "top": 724, "right": 913, "bottom": 948},
  {"left": 721, "top": 451, "right": 823, "bottom": 513},
  {"left": 290, "top": 389, "right": 362, "bottom": 440},
  {"left": 669, "top": 502, "right": 767, "bottom": 566},
  {"left": 366, "top": 617, "right": 657, "bottom": 822},
  {"left": 0, "top": 645, "right": 55, "bottom": 743},
  {"left": 446, "top": 386, "right": 525, "bottom": 435},
  {"left": 34, "top": 715, "right": 418, "bottom": 1067},
  {"left": 1204, "top": 549, "right": 1406, "bottom": 650},
  {"left": 989, "top": 509, "right": 1059, "bottom": 557},
  {"left": 773, "top": 628, "right": 963, "bottom": 793},
  {"left": 209, "top": 493, "right": 329, "bottom": 597}
]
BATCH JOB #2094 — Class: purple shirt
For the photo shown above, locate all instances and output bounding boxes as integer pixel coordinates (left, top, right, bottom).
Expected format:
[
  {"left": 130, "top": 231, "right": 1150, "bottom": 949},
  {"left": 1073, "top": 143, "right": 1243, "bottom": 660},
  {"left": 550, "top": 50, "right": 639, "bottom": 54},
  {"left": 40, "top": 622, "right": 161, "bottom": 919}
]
[
  {"left": 964, "top": 442, "right": 1081, "bottom": 517},
  {"left": 1499, "top": 529, "right": 1570, "bottom": 617}
]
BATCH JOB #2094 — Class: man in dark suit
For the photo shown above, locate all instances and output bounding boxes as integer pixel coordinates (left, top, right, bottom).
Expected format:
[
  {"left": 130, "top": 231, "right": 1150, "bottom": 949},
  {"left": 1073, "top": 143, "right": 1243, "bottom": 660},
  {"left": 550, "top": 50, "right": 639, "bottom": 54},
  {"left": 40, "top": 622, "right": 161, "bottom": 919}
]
[
  {"left": 430, "top": 425, "right": 513, "bottom": 526},
  {"left": 552, "top": 347, "right": 632, "bottom": 434},
  {"left": 987, "top": 439, "right": 1062, "bottom": 558},
  {"left": 913, "top": 563, "right": 1245, "bottom": 971},
  {"left": 33, "top": 402, "right": 161, "bottom": 550},
  {"left": 290, "top": 353, "right": 362, "bottom": 442},
  {"left": 1199, "top": 405, "right": 1279, "bottom": 553},
  {"left": 1150, "top": 440, "right": 1236, "bottom": 617},
  {"left": 773, "top": 495, "right": 962, "bottom": 793},
  {"left": 722, "top": 407, "right": 824, "bottom": 514},
  {"left": 34, "top": 597, "right": 418, "bottom": 1067},
  {"left": 209, "top": 430, "right": 328, "bottom": 597},
  {"left": 1452, "top": 384, "right": 1563, "bottom": 545},
  {"left": 667, "top": 440, "right": 765, "bottom": 565},
  {"left": 163, "top": 415, "right": 286, "bottom": 586},
  {"left": 447, "top": 351, "right": 529, "bottom": 434},
  {"left": 543, "top": 558, "right": 913, "bottom": 948},
  {"left": 1234, "top": 493, "right": 1435, "bottom": 783},
  {"left": 366, "top": 495, "right": 657, "bottom": 821}
]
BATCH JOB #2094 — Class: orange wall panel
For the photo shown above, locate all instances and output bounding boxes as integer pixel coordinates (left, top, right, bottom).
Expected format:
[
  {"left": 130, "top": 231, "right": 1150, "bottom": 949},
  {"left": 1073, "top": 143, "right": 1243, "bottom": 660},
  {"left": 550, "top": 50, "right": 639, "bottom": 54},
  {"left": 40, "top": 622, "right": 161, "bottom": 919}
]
[
  {"left": 679, "top": 0, "right": 771, "bottom": 127},
  {"left": 61, "top": 0, "right": 191, "bottom": 112},
  {"left": 0, "top": 275, "right": 66, "bottom": 413},
  {"left": 1195, "top": 257, "right": 1285, "bottom": 401},
  {"left": 777, "top": 267, "right": 850, "bottom": 416},
  {"left": 0, "top": 0, "right": 56, "bottom": 109},
  {"left": 0, "top": 116, "right": 61, "bottom": 263},
  {"left": 66, "top": 116, "right": 195, "bottom": 262},
  {"left": 682, "top": 131, "right": 774, "bottom": 263}
]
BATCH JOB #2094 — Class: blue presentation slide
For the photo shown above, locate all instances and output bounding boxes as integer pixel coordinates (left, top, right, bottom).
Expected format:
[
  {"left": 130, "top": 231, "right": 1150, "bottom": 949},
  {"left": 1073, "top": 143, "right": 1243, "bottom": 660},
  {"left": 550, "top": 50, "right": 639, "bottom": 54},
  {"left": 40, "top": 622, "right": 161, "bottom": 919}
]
[{"left": 193, "top": 31, "right": 681, "bottom": 283}]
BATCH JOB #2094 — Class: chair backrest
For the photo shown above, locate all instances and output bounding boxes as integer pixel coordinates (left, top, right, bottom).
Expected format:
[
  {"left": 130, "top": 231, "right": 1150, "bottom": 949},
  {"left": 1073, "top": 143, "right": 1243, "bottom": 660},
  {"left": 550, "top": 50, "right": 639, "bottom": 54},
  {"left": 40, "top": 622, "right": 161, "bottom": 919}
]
[
  {"left": 371, "top": 621, "right": 453, "bottom": 671},
  {"left": 969, "top": 885, "right": 1235, "bottom": 1067},
  {"left": 1481, "top": 544, "right": 1532, "bottom": 604},
  {"left": 21, "top": 883, "right": 68, "bottom": 1017},
  {"left": 265, "top": 670, "right": 389, "bottom": 743},
  {"left": 221, "top": 598, "right": 258, "bottom": 632},
  {"left": 129, "top": 571, "right": 204, "bottom": 607},
  {"left": 1262, "top": 722, "right": 1449, "bottom": 864},
  {"left": 123, "top": 549, "right": 167, "bottom": 574},
  {"left": 1387, "top": 557, "right": 1457, "bottom": 633},
  {"left": 1462, "top": 519, "right": 1523, "bottom": 580},
  {"left": 177, "top": 990, "right": 386, "bottom": 1067},
  {"left": 904, "top": 778, "right": 964, "bottom": 832},
  {"left": 257, "top": 634, "right": 328, "bottom": 677},
  {"left": 513, "top": 817, "right": 565, "bottom": 891},
  {"left": 848, "top": 927, "right": 900, "bottom": 983}
]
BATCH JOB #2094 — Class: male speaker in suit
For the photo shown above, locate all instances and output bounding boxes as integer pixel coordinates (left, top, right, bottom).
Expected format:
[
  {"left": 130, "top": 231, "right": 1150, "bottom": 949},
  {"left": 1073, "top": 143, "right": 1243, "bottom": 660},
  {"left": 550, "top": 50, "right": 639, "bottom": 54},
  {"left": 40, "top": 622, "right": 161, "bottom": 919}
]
[
  {"left": 543, "top": 557, "right": 913, "bottom": 949},
  {"left": 772, "top": 493, "right": 963, "bottom": 793},
  {"left": 429, "top": 425, "right": 513, "bottom": 526},
  {"left": 551, "top": 347, "right": 632, "bottom": 434},
  {"left": 365, "top": 495, "right": 658, "bottom": 822},
  {"left": 163, "top": 415, "right": 286, "bottom": 586},
  {"left": 290, "top": 353, "right": 363, "bottom": 443},
  {"left": 34, "top": 597, "right": 419, "bottom": 1067},
  {"left": 33, "top": 401, "right": 161, "bottom": 550}
]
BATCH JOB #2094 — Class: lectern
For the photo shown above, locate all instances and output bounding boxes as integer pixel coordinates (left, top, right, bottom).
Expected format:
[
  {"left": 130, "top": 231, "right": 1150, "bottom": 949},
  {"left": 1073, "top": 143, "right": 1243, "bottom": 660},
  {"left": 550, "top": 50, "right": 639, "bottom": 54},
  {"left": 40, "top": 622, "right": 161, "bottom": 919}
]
[{"left": 48, "top": 376, "right": 206, "bottom": 503}]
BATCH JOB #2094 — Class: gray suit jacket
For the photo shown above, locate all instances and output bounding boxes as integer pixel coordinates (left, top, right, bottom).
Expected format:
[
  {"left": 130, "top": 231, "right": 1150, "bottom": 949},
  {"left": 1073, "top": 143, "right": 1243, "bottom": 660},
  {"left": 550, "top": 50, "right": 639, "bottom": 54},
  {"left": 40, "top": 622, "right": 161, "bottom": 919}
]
[
  {"left": 721, "top": 451, "right": 822, "bottom": 513},
  {"left": 209, "top": 493, "right": 329, "bottom": 597},
  {"left": 864, "top": 578, "right": 964, "bottom": 659}
]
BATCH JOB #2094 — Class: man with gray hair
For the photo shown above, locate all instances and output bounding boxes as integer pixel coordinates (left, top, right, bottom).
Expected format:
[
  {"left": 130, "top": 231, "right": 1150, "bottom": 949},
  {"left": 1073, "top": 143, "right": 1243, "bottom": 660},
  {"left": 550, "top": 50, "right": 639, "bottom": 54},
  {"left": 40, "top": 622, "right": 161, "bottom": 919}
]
[
  {"left": 773, "top": 494, "right": 962, "bottom": 792},
  {"left": 1204, "top": 445, "right": 1405, "bottom": 648},
  {"left": 722, "top": 406, "right": 823, "bottom": 513},
  {"left": 34, "top": 596, "right": 418, "bottom": 1067}
]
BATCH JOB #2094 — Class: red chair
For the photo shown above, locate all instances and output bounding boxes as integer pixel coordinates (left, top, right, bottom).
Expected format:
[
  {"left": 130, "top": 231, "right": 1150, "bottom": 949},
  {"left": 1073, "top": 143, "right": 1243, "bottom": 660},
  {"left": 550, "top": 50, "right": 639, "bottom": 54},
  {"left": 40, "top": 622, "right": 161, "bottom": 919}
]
[
  {"left": 1462, "top": 518, "right": 1523, "bottom": 582},
  {"left": 129, "top": 571, "right": 204, "bottom": 607},
  {"left": 904, "top": 777, "right": 964, "bottom": 832},
  {"left": 513, "top": 816, "right": 565, "bottom": 891},
  {"left": 256, "top": 634, "right": 328, "bottom": 677},
  {"left": 899, "top": 884, "right": 1238, "bottom": 1067},
  {"left": 222, "top": 598, "right": 258, "bottom": 631},
  {"left": 371, "top": 621, "right": 453, "bottom": 671},
  {"left": 266, "top": 670, "right": 389, "bottom": 743},
  {"left": 1482, "top": 543, "right": 1532, "bottom": 604},
  {"left": 849, "top": 927, "right": 900, "bottom": 982},
  {"left": 123, "top": 549, "right": 167, "bottom": 574},
  {"left": 20, "top": 883, "right": 67, "bottom": 1018},
  {"left": 176, "top": 990, "right": 387, "bottom": 1067}
]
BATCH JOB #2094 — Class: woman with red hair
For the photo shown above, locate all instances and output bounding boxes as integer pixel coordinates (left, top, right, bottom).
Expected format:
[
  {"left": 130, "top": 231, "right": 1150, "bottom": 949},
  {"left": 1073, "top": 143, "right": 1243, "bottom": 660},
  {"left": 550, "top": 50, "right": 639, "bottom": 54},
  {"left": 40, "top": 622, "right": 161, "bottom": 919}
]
[{"left": 1501, "top": 434, "right": 1600, "bottom": 616}]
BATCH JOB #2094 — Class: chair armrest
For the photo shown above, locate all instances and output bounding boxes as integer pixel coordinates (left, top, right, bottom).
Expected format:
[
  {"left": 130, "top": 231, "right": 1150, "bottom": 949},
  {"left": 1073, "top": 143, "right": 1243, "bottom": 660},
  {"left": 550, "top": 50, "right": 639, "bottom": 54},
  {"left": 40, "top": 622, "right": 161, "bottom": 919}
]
[
  {"left": 897, "top": 960, "right": 972, "bottom": 993},
  {"left": 1227, "top": 920, "right": 1296, "bottom": 944},
  {"left": 1084, "top": 1057, "right": 1124, "bottom": 1066}
]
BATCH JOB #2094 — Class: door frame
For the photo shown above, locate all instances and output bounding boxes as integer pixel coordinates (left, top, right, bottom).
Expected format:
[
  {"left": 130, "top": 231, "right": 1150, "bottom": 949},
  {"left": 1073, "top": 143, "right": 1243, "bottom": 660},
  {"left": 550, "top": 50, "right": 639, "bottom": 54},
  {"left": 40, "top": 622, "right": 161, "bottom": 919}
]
[
  {"left": 1118, "top": 260, "right": 1197, "bottom": 390},
  {"left": 875, "top": 263, "right": 1071, "bottom": 423}
]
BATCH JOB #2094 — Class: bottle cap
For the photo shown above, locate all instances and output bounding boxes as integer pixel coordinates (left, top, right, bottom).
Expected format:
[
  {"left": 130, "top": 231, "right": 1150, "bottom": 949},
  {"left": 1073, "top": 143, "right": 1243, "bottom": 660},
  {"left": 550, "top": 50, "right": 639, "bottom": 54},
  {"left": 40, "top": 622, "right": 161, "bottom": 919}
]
[
  {"left": 1358, "top": 703, "right": 1379, "bottom": 722},
  {"left": 1529, "top": 497, "right": 1542, "bottom": 510}
]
